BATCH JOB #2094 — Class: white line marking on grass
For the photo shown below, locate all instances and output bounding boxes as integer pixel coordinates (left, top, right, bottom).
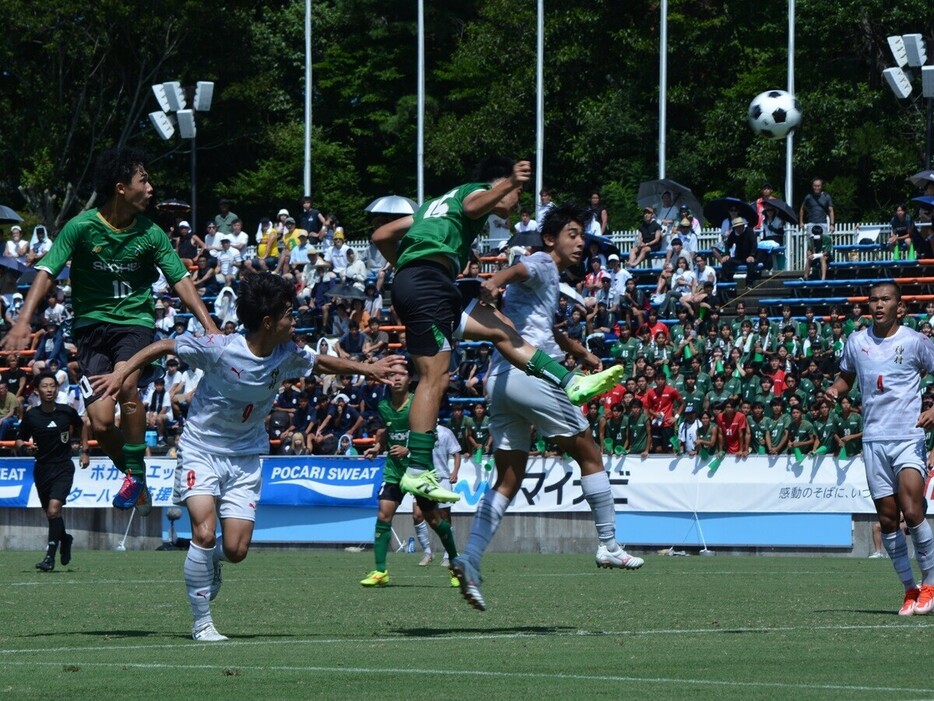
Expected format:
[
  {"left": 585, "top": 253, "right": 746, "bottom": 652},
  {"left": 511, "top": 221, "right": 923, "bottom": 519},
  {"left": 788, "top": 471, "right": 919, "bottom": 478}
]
[
  {"left": 0, "top": 659, "right": 929, "bottom": 695},
  {"left": 0, "top": 622, "right": 927, "bottom": 656}
]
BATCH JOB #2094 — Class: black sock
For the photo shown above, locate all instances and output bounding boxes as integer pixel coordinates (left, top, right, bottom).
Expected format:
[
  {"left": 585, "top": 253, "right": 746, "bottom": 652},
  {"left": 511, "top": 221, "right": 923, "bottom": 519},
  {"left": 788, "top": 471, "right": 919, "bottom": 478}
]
[{"left": 48, "top": 516, "right": 65, "bottom": 547}]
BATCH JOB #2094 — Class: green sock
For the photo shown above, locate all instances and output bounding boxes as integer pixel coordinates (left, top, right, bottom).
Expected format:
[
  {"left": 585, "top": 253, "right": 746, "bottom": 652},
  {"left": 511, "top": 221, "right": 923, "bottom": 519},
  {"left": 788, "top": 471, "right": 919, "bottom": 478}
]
[
  {"left": 406, "top": 431, "right": 436, "bottom": 471},
  {"left": 374, "top": 519, "right": 392, "bottom": 571},
  {"left": 123, "top": 443, "right": 147, "bottom": 480},
  {"left": 526, "top": 349, "right": 572, "bottom": 387},
  {"left": 431, "top": 518, "right": 458, "bottom": 560}
]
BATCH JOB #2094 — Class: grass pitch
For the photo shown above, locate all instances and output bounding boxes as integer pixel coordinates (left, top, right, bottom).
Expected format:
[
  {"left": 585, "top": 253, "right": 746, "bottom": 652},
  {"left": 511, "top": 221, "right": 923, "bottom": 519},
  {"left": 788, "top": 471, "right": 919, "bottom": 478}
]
[{"left": 0, "top": 549, "right": 930, "bottom": 700}]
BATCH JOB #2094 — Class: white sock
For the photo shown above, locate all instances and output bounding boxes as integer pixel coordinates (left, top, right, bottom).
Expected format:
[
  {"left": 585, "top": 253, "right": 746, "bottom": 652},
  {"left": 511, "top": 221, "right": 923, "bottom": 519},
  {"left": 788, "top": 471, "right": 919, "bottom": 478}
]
[
  {"left": 909, "top": 520, "right": 934, "bottom": 586},
  {"left": 464, "top": 490, "right": 510, "bottom": 566},
  {"left": 185, "top": 543, "right": 214, "bottom": 629},
  {"left": 213, "top": 536, "right": 229, "bottom": 563},
  {"left": 414, "top": 520, "right": 432, "bottom": 554},
  {"left": 581, "top": 471, "right": 617, "bottom": 546},
  {"left": 882, "top": 530, "right": 917, "bottom": 590}
]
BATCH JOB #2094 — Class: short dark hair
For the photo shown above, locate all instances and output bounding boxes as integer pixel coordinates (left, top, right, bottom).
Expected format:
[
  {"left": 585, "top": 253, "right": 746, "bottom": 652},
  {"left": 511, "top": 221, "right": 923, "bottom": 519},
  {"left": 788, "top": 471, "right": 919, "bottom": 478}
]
[
  {"left": 869, "top": 280, "right": 901, "bottom": 300},
  {"left": 540, "top": 203, "right": 591, "bottom": 240},
  {"left": 236, "top": 273, "right": 296, "bottom": 333},
  {"left": 35, "top": 371, "right": 58, "bottom": 387},
  {"left": 93, "top": 147, "right": 149, "bottom": 203},
  {"left": 473, "top": 155, "right": 515, "bottom": 183}
]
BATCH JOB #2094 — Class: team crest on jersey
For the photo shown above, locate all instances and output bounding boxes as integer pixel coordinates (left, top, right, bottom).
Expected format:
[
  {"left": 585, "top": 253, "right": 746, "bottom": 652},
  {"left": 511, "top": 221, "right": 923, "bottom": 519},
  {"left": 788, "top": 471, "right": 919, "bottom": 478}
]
[
  {"left": 267, "top": 368, "right": 281, "bottom": 389},
  {"left": 60, "top": 431, "right": 69, "bottom": 444},
  {"left": 895, "top": 345, "right": 904, "bottom": 365},
  {"left": 92, "top": 245, "right": 103, "bottom": 254}
]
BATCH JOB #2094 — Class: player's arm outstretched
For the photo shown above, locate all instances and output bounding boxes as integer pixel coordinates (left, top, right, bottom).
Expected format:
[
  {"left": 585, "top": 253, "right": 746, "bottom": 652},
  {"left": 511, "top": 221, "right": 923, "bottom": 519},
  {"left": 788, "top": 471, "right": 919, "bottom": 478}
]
[
  {"left": 315, "top": 353, "right": 406, "bottom": 386},
  {"left": 174, "top": 276, "right": 221, "bottom": 336}
]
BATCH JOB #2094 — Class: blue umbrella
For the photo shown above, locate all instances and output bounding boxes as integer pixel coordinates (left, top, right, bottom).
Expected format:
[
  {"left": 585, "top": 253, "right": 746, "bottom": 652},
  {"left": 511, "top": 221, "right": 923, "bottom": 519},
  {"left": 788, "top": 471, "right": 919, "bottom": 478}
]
[
  {"left": 0, "top": 205, "right": 23, "bottom": 224},
  {"left": 912, "top": 196, "right": 934, "bottom": 210},
  {"left": 703, "top": 197, "right": 757, "bottom": 228}
]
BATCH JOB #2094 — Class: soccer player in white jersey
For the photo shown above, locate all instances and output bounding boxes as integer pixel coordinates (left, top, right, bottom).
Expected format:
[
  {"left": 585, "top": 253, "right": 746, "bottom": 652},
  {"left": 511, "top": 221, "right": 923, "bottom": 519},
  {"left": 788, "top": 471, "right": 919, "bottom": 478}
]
[
  {"left": 451, "top": 203, "right": 643, "bottom": 611},
  {"left": 91, "top": 274, "right": 402, "bottom": 641},
  {"left": 826, "top": 282, "right": 934, "bottom": 616}
]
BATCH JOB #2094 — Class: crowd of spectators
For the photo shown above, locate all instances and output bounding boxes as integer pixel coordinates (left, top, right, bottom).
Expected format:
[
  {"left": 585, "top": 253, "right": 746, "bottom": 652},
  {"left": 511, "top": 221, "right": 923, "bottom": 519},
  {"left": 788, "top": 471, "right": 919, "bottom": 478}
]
[{"left": 1, "top": 185, "right": 931, "bottom": 463}]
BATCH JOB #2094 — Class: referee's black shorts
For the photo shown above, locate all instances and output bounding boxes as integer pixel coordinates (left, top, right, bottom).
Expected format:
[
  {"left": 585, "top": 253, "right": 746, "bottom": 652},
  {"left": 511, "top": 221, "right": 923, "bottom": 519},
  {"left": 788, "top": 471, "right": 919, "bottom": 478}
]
[
  {"left": 34, "top": 461, "right": 76, "bottom": 509},
  {"left": 391, "top": 261, "right": 463, "bottom": 357}
]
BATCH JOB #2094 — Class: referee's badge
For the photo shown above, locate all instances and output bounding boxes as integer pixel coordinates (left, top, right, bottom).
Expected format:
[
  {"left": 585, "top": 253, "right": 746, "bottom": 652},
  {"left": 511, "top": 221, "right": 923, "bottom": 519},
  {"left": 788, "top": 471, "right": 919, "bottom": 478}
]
[{"left": 60, "top": 431, "right": 69, "bottom": 444}]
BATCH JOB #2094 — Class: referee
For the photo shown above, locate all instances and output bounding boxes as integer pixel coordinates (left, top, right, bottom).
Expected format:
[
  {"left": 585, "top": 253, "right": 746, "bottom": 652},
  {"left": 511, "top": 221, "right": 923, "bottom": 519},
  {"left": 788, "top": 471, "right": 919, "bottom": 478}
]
[{"left": 17, "top": 372, "right": 88, "bottom": 571}]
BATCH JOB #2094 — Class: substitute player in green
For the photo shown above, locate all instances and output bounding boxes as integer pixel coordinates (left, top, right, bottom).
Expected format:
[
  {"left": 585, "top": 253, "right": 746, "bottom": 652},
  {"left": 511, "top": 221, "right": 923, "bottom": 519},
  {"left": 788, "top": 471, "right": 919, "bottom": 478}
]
[
  {"left": 3, "top": 148, "right": 218, "bottom": 514},
  {"left": 360, "top": 361, "right": 458, "bottom": 587},
  {"left": 372, "top": 157, "right": 624, "bottom": 503}
]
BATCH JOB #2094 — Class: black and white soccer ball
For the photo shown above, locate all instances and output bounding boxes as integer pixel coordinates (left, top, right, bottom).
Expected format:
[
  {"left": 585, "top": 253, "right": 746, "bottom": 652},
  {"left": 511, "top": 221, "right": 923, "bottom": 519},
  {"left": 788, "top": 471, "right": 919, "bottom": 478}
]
[{"left": 748, "top": 90, "right": 802, "bottom": 140}]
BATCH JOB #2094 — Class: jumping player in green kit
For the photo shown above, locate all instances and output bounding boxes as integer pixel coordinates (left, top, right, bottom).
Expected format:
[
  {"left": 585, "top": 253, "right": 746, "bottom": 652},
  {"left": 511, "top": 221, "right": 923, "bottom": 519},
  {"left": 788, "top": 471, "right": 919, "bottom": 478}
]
[
  {"left": 372, "top": 157, "right": 624, "bottom": 503},
  {"left": 3, "top": 147, "right": 218, "bottom": 515}
]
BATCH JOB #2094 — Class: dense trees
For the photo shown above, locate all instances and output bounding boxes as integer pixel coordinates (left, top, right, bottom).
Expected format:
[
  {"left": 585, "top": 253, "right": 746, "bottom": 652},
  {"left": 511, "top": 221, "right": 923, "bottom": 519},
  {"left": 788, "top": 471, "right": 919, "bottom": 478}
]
[{"left": 0, "top": 0, "right": 930, "bottom": 236}]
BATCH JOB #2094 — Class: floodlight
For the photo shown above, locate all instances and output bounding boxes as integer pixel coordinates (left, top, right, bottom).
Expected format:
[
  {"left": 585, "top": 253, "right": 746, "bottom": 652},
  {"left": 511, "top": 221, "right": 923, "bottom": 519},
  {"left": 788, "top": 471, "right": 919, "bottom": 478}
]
[
  {"left": 904, "top": 34, "right": 927, "bottom": 68},
  {"left": 889, "top": 35, "right": 909, "bottom": 68},
  {"left": 884, "top": 67, "right": 913, "bottom": 99},
  {"left": 148, "top": 111, "right": 175, "bottom": 140},
  {"left": 193, "top": 81, "right": 214, "bottom": 112},
  {"left": 163, "top": 81, "right": 187, "bottom": 111},
  {"left": 151, "top": 84, "right": 171, "bottom": 112},
  {"left": 176, "top": 109, "right": 196, "bottom": 140}
]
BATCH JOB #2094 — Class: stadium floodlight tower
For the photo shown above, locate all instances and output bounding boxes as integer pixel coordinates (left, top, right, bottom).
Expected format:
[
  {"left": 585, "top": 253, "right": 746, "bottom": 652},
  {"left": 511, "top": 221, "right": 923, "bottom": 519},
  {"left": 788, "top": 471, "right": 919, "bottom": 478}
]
[
  {"left": 149, "top": 81, "right": 215, "bottom": 229},
  {"left": 883, "top": 34, "right": 934, "bottom": 169}
]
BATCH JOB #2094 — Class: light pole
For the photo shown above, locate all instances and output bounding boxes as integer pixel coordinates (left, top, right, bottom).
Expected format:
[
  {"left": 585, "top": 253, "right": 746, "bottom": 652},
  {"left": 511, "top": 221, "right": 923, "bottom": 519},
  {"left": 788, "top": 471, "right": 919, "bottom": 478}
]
[
  {"left": 149, "top": 81, "right": 215, "bottom": 229},
  {"left": 883, "top": 34, "right": 934, "bottom": 169}
]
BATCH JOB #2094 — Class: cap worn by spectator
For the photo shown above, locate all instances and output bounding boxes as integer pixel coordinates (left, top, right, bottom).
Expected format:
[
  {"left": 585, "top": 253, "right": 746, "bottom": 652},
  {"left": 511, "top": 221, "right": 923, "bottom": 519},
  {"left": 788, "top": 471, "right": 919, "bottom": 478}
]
[
  {"left": 679, "top": 205, "right": 690, "bottom": 212},
  {"left": 285, "top": 217, "right": 296, "bottom": 225},
  {"left": 731, "top": 217, "right": 747, "bottom": 228},
  {"left": 643, "top": 207, "right": 655, "bottom": 214},
  {"left": 278, "top": 208, "right": 290, "bottom": 217},
  {"left": 307, "top": 245, "right": 318, "bottom": 255},
  {"left": 684, "top": 404, "right": 696, "bottom": 414},
  {"left": 10, "top": 225, "right": 21, "bottom": 233},
  {"left": 334, "top": 228, "right": 345, "bottom": 240},
  {"left": 178, "top": 221, "right": 191, "bottom": 229},
  {"left": 608, "top": 253, "right": 620, "bottom": 263},
  {"left": 12, "top": 292, "right": 23, "bottom": 301},
  {"left": 333, "top": 393, "right": 350, "bottom": 404},
  {"left": 155, "top": 300, "right": 165, "bottom": 310}
]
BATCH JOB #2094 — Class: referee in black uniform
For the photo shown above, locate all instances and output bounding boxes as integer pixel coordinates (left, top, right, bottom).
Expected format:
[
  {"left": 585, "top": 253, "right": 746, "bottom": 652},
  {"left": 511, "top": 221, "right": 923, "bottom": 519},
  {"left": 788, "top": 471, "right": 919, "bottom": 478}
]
[{"left": 17, "top": 372, "right": 88, "bottom": 571}]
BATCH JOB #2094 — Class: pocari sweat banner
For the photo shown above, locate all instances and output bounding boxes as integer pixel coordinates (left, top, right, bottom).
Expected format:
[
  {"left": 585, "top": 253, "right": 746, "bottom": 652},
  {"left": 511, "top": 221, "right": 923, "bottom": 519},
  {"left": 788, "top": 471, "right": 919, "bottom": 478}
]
[{"left": 261, "top": 456, "right": 383, "bottom": 508}]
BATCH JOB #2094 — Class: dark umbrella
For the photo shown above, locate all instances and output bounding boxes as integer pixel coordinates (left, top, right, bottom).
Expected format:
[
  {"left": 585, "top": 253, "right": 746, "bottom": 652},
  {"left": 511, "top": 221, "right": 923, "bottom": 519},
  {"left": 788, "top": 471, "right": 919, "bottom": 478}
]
[
  {"left": 155, "top": 198, "right": 191, "bottom": 214},
  {"left": 637, "top": 179, "right": 702, "bottom": 219},
  {"left": 0, "top": 256, "right": 27, "bottom": 274},
  {"left": 909, "top": 170, "right": 934, "bottom": 188},
  {"left": 912, "top": 196, "right": 934, "bottom": 210},
  {"left": 584, "top": 233, "right": 622, "bottom": 259},
  {"left": 762, "top": 197, "right": 798, "bottom": 224},
  {"left": 325, "top": 282, "right": 368, "bottom": 302},
  {"left": 703, "top": 197, "right": 758, "bottom": 228},
  {"left": 17, "top": 265, "right": 70, "bottom": 283},
  {"left": 0, "top": 205, "right": 23, "bottom": 224},
  {"left": 506, "top": 230, "right": 543, "bottom": 249}
]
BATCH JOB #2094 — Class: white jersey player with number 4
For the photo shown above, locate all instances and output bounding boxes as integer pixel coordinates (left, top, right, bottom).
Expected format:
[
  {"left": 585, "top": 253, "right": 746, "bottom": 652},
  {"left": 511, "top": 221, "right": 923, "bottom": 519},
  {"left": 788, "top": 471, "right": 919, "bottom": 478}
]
[
  {"left": 89, "top": 274, "right": 403, "bottom": 642},
  {"left": 829, "top": 281, "right": 934, "bottom": 617}
]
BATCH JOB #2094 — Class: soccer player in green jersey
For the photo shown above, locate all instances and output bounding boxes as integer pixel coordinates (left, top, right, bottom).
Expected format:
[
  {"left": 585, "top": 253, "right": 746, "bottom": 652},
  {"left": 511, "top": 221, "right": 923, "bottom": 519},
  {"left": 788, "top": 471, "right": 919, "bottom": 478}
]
[
  {"left": 748, "top": 402, "right": 770, "bottom": 454},
  {"left": 360, "top": 361, "right": 459, "bottom": 587},
  {"left": 372, "top": 156, "right": 623, "bottom": 503},
  {"left": 625, "top": 398, "right": 652, "bottom": 458},
  {"left": 835, "top": 395, "right": 863, "bottom": 456},
  {"left": 3, "top": 148, "right": 218, "bottom": 515},
  {"left": 765, "top": 398, "right": 790, "bottom": 455}
]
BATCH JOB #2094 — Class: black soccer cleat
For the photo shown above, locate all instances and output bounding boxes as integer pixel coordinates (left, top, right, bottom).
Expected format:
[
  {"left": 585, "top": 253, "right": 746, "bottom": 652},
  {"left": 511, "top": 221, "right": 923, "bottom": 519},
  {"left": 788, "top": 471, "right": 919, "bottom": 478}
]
[
  {"left": 36, "top": 555, "right": 55, "bottom": 572},
  {"left": 60, "top": 534, "right": 74, "bottom": 566}
]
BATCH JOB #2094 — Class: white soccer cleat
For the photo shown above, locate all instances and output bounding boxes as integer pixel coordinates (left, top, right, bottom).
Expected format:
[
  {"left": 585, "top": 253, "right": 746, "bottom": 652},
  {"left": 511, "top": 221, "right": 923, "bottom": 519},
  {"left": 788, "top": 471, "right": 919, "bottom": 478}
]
[
  {"left": 596, "top": 543, "right": 644, "bottom": 570},
  {"left": 210, "top": 560, "right": 223, "bottom": 601},
  {"left": 418, "top": 553, "right": 433, "bottom": 566},
  {"left": 192, "top": 622, "right": 228, "bottom": 642}
]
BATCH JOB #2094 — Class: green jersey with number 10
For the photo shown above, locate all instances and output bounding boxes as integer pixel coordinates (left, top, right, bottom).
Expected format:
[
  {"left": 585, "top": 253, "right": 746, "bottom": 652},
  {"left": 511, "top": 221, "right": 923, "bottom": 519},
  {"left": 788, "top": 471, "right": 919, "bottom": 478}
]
[
  {"left": 36, "top": 209, "right": 190, "bottom": 329},
  {"left": 395, "top": 183, "right": 489, "bottom": 273}
]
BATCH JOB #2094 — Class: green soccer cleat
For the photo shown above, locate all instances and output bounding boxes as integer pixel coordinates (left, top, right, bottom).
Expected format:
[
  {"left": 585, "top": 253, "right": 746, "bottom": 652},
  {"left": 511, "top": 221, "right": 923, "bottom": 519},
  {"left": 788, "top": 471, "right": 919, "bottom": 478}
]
[
  {"left": 565, "top": 365, "right": 626, "bottom": 406},
  {"left": 400, "top": 469, "right": 460, "bottom": 503},
  {"left": 360, "top": 570, "right": 390, "bottom": 587}
]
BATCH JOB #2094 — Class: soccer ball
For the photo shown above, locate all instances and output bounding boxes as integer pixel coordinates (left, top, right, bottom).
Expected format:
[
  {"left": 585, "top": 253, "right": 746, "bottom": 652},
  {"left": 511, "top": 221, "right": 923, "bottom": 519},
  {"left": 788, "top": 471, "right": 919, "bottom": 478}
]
[{"left": 747, "top": 90, "right": 802, "bottom": 140}]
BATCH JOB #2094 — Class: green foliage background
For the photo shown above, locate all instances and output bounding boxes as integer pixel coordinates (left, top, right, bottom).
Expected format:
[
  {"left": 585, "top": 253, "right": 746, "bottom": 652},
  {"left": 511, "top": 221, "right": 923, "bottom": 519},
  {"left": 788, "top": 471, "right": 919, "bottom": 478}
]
[{"left": 0, "top": 0, "right": 931, "bottom": 237}]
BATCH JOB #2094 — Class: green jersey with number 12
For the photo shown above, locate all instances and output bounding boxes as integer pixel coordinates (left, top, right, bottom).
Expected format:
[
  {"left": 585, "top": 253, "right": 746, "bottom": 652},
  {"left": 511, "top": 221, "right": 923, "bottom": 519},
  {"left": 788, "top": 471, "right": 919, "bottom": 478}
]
[
  {"left": 37, "top": 209, "right": 190, "bottom": 329},
  {"left": 395, "top": 183, "right": 489, "bottom": 273}
]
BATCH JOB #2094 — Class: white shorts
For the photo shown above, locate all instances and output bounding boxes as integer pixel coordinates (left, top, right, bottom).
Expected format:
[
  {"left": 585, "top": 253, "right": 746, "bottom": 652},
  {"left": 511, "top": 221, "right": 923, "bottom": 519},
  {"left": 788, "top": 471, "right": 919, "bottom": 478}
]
[
  {"left": 173, "top": 449, "right": 262, "bottom": 521},
  {"left": 863, "top": 438, "right": 928, "bottom": 500},
  {"left": 485, "top": 368, "right": 589, "bottom": 452}
]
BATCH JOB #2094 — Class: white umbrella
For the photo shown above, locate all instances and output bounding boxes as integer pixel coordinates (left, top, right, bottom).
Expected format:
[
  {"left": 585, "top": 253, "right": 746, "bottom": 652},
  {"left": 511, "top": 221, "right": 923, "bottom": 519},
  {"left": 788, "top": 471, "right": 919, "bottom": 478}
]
[{"left": 364, "top": 195, "right": 419, "bottom": 215}]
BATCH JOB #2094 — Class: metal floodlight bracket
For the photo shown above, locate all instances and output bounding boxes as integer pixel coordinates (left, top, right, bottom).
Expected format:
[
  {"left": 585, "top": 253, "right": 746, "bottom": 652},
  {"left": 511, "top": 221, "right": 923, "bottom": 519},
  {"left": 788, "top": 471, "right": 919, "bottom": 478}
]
[
  {"left": 884, "top": 67, "right": 913, "bottom": 99},
  {"left": 889, "top": 35, "right": 909, "bottom": 68},
  {"left": 922, "top": 66, "right": 934, "bottom": 99},
  {"left": 904, "top": 33, "right": 928, "bottom": 68},
  {"left": 162, "top": 81, "right": 187, "bottom": 111},
  {"left": 148, "top": 111, "right": 176, "bottom": 140},
  {"left": 176, "top": 109, "right": 196, "bottom": 139},
  {"left": 193, "top": 81, "right": 214, "bottom": 112},
  {"left": 151, "top": 84, "right": 171, "bottom": 112}
]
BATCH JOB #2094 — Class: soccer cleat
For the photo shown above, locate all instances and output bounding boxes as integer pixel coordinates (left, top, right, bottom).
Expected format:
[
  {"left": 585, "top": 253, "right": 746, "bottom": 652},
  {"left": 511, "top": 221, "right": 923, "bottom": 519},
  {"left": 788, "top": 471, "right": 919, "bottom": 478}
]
[
  {"left": 191, "top": 622, "right": 228, "bottom": 642},
  {"left": 360, "top": 570, "right": 390, "bottom": 587},
  {"left": 914, "top": 584, "right": 934, "bottom": 615},
  {"left": 900, "top": 587, "right": 921, "bottom": 616},
  {"left": 449, "top": 569, "right": 459, "bottom": 588},
  {"left": 440, "top": 553, "right": 450, "bottom": 567},
  {"left": 595, "top": 543, "right": 645, "bottom": 570},
  {"left": 134, "top": 480, "right": 153, "bottom": 517},
  {"left": 565, "top": 365, "right": 626, "bottom": 406},
  {"left": 418, "top": 553, "right": 434, "bottom": 566},
  {"left": 112, "top": 473, "right": 145, "bottom": 510},
  {"left": 36, "top": 555, "right": 55, "bottom": 572},
  {"left": 210, "top": 561, "right": 223, "bottom": 601},
  {"left": 867, "top": 551, "right": 886, "bottom": 559},
  {"left": 400, "top": 470, "right": 460, "bottom": 503},
  {"left": 451, "top": 556, "right": 486, "bottom": 611},
  {"left": 60, "top": 534, "right": 74, "bottom": 566}
]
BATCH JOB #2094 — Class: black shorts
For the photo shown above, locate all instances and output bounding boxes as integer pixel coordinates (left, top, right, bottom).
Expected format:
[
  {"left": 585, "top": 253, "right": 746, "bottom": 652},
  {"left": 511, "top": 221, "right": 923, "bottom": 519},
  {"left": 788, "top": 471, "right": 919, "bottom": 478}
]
[
  {"left": 74, "top": 323, "right": 154, "bottom": 404},
  {"left": 391, "top": 261, "right": 463, "bottom": 357},
  {"left": 377, "top": 481, "right": 436, "bottom": 512},
  {"left": 34, "top": 462, "right": 75, "bottom": 509}
]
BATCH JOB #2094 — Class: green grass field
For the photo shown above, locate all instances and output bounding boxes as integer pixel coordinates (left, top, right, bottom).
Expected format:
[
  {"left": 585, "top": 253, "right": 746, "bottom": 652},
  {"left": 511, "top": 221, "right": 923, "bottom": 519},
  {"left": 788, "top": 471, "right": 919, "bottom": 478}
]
[{"left": 1, "top": 549, "right": 931, "bottom": 700}]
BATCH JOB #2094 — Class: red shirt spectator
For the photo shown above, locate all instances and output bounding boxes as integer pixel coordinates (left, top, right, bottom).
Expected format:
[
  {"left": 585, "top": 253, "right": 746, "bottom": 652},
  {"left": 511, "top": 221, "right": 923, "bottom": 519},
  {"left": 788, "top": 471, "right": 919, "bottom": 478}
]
[
  {"left": 645, "top": 376, "right": 684, "bottom": 428},
  {"left": 716, "top": 403, "right": 749, "bottom": 455},
  {"left": 600, "top": 383, "right": 626, "bottom": 414}
]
